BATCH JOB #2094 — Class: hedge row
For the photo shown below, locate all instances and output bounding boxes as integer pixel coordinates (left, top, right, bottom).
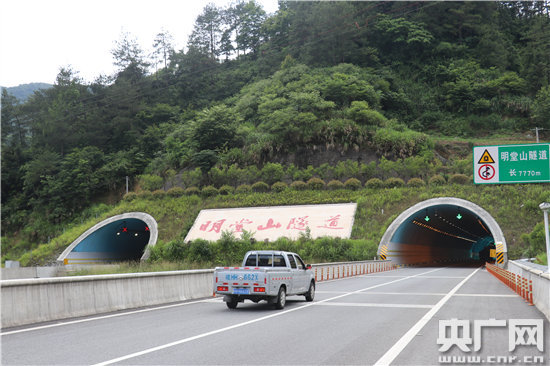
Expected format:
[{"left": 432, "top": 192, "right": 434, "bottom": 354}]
[
  {"left": 126, "top": 174, "right": 472, "bottom": 200},
  {"left": 148, "top": 231, "right": 380, "bottom": 265}
]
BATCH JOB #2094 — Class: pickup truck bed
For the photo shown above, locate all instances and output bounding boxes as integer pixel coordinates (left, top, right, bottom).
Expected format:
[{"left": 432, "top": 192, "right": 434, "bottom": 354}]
[{"left": 214, "top": 250, "right": 315, "bottom": 309}]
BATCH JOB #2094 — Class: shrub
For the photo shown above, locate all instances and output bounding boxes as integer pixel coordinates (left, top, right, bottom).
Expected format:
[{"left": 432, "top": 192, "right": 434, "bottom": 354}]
[
  {"left": 327, "top": 180, "right": 344, "bottom": 190},
  {"left": 236, "top": 184, "right": 251, "bottom": 193},
  {"left": 290, "top": 180, "right": 307, "bottom": 190},
  {"left": 123, "top": 192, "right": 138, "bottom": 201},
  {"left": 152, "top": 189, "right": 166, "bottom": 198},
  {"left": 385, "top": 177, "right": 405, "bottom": 188},
  {"left": 260, "top": 163, "right": 285, "bottom": 185},
  {"left": 307, "top": 177, "right": 326, "bottom": 190},
  {"left": 365, "top": 178, "right": 383, "bottom": 189},
  {"left": 429, "top": 175, "right": 446, "bottom": 185},
  {"left": 407, "top": 178, "right": 425, "bottom": 187},
  {"left": 138, "top": 190, "right": 152, "bottom": 199},
  {"left": 218, "top": 185, "right": 235, "bottom": 195},
  {"left": 138, "top": 174, "right": 164, "bottom": 191},
  {"left": 166, "top": 187, "right": 185, "bottom": 197},
  {"left": 449, "top": 174, "right": 470, "bottom": 185},
  {"left": 184, "top": 186, "right": 200, "bottom": 196},
  {"left": 344, "top": 178, "right": 362, "bottom": 190},
  {"left": 271, "top": 181, "right": 288, "bottom": 192},
  {"left": 252, "top": 181, "right": 270, "bottom": 192},
  {"left": 201, "top": 185, "right": 218, "bottom": 197}
]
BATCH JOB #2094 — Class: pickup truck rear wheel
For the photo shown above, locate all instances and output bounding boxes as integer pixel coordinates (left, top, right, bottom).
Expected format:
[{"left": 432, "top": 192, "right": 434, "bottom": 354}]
[
  {"left": 305, "top": 281, "right": 315, "bottom": 302},
  {"left": 275, "top": 286, "right": 286, "bottom": 309},
  {"left": 226, "top": 297, "right": 238, "bottom": 309}
]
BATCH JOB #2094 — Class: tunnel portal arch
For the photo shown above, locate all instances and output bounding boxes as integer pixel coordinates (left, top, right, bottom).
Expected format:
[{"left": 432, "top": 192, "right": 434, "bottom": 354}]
[
  {"left": 379, "top": 198, "right": 507, "bottom": 266},
  {"left": 57, "top": 212, "right": 158, "bottom": 265}
]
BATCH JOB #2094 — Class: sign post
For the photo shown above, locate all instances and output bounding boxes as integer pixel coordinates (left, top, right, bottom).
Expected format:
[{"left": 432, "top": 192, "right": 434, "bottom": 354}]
[
  {"left": 539, "top": 202, "right": 550, "bottom": 273},
  {"left": 473, "top": 143, "right": 550, "bottom": 184}
]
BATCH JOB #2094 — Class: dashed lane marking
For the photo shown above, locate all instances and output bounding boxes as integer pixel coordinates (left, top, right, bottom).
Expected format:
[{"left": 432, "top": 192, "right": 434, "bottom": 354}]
[
  {"left": 373, "top": 267, "right": 481, "bottom": 366},
  {"left": 92, "top": 267, "right": 447, "bottom": 366}
]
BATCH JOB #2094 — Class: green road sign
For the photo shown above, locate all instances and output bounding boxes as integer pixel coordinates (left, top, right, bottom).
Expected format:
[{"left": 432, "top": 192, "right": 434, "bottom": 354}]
[{"left": 473, "top": 143, "right": 550, "bottom": 184}]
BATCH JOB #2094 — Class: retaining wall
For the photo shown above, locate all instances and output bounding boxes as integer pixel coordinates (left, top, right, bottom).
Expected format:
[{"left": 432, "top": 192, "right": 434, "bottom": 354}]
[{"left": 508, "top": 260, "right": 550, "bottom": 321}]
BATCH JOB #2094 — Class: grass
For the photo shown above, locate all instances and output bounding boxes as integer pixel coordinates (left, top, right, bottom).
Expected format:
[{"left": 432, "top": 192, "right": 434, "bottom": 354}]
[
  {"left": 6, "top": 183, "right": 550, "bottom": 268},
  {"left": 65, "top": 261, "right": 209, "bottom": 276}
]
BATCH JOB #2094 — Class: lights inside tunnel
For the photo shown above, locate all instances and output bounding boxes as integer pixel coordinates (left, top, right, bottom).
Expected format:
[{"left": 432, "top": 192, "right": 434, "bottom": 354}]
[
  {"left": 115, "top": 222, "right": 150, "bottom": 237},
  {"left": 387, "top": 202, "right": 500, "bottom": 266},
  {"left": 412, "top": 219, "right": 476, "bottom": 243}
]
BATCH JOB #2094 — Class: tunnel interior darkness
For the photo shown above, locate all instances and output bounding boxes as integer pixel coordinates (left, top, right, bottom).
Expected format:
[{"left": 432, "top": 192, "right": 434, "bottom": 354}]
[
  {"left": 71, "top": 218, "right": 150, "bottom": 261},
  {"left": 389, "top": 204, "right": 496, "bottom": 265}
]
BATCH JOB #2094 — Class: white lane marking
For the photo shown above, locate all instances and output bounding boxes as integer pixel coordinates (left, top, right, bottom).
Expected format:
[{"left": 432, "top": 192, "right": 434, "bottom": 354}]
[
  {"left": 0, "top": 298, "right": 221, "bottom": 336},
  {"left": 314, "top": 302, "right": 433, "bottom": 309},
  {"left": 92, "top": 267, "right": 446, "bottom": 366},
  {"left": 373, "top": 267, "right": 481, "bottom": 366},
  {"left": 317, "top": 291, "right": 447, "bottom": 296},
  {"left": 318, "top": 291, "right": 516, "bottom": 298},
  {"left": 357, "top": 275, "right": 409, "bottom": 278},
  {"left": 362, "top": 291, "right": 446, "bottom": 296},
  {"left": 454, "top": 293, "right": 518, "bottom": 297}
]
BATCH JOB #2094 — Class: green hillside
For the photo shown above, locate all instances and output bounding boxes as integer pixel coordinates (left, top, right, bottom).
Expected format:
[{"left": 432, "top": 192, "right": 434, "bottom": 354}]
[
  {"left": 6, "top": 183, "right": 549, "bottom": 267},
  {"left": 1, "top": 2, "right": 550, "bottom": 266}
]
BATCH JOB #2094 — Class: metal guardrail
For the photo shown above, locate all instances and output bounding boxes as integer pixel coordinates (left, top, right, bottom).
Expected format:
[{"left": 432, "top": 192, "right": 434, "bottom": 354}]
[
  {"left": 312, "top": 260, "right": 396, "bottom": 282},
  {"left": 486, "top": 262, "right": 533, "bottom": 305}
]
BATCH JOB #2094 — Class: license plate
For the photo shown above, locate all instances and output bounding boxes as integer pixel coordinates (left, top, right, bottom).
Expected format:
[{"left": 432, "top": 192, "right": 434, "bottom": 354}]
[{"left": 233, "top": 288, "right": 250, "bottom": 295}]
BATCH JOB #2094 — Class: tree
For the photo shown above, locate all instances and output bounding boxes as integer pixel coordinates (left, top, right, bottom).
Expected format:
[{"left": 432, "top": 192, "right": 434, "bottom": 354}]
[
  {"left": 111, "top": 32, "right": 150, "bottom": 82},
  {"left": 152, "top": 30, "right": 174, "bottom": 70},
  {"left": 228, "top": 1, "right": 267, "bottom": 56},
  {"left": 532, "top": 86, "right": 550, "bottom": 129},
  {"left": 193, "top": 104, "right": 241, "bottom": 151},
  {"left": 188, "top": 4, "right": 223, "bottom": 59}
]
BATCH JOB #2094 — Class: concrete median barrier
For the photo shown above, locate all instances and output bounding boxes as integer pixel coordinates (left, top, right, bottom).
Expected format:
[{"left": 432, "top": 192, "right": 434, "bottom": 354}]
[
  {"left": 1, "top": 269, "right": 214, "bottom": 328},
  {"left": 508, "top": 260, "right": 550, "bottom": 321}
]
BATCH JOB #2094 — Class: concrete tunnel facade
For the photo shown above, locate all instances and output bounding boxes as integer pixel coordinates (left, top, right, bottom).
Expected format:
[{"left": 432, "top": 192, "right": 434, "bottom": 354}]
[
  {"left": 57, "top": 212, "right": 158, "bottom": 265},
  {"left": 378, "top": 197, "right": 507, "bottom": 266}
]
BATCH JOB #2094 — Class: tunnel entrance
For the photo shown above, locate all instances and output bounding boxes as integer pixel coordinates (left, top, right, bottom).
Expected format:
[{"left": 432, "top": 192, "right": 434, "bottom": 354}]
[
  {"left": 57, "top": 212, "right": 158, "bottom": 265},
  {"left": 379, "top": 198, "right": 507, "bottom": 266}
]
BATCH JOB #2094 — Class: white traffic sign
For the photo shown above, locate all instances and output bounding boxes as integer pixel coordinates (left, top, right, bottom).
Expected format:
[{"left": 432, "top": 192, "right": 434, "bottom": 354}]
[{"left": 473, "top": 143, "right": 550, "bottom": 184}]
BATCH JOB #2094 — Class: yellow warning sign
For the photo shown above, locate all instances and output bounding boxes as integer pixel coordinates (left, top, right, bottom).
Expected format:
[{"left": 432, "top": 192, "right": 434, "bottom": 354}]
[
  {"left": 478, "top": 149, "right": 495, "bottom": 164},
  {"left": 379, "top": 244, "right": 388, "bottom": 260},
  {"left": 489, "top": 249, "right": 496, "bottom": 258},
  {"left": 495, "top": 243, "right": 504, "bottom": 264}
]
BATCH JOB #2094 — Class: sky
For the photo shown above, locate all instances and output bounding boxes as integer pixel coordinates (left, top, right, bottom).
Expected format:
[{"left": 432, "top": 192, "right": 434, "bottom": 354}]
[{"left": 0, "top": 0, "right": 279, "bottom": 87}]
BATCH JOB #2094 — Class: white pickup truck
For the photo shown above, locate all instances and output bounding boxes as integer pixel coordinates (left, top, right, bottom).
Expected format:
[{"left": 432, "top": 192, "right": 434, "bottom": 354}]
[{"left": 213, "top": 250, "right": 315, "bottom": 309}]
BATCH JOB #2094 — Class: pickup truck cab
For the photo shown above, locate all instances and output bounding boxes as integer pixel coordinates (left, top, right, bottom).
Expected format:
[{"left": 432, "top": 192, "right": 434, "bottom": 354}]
[{"left": 214, "top": 250, "right": 315, "bottom": 309}]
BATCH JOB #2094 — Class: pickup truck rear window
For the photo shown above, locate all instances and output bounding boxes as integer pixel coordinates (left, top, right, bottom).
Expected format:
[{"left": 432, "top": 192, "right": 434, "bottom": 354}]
[
  {"left": 273, "top": 254, "right": 286, "bottom": 267},
  {"left": 244, "top": 254, "right": 257, "bottom": 266},
  {"left": 258, "top": 254, "right": 272, "bottom": 266},
  {"left": 287, "top": 254, "right": 297, "bottom": 269}
]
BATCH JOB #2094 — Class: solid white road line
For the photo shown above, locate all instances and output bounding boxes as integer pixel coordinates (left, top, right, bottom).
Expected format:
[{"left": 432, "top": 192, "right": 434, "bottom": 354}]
[
  {"left": 373, "top": 266, "right": 481, "bottom": 366},
  {"left": 453, "top": 293, "right": 518, "bottom": 297},
  {"left": 314, "top": 302, "right": 433, "bottom": 309},
  {"left": 92, "top": 267, "right": 446, "bottom": 366}
]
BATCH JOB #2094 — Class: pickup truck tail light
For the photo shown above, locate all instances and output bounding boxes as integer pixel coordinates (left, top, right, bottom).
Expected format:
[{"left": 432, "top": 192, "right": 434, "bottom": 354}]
[
  {"left": 254, "top": 287, "right": 266, "bottom": 293},
  {"left": 217, "top": 286, "right": 229, "bottom": 292}
]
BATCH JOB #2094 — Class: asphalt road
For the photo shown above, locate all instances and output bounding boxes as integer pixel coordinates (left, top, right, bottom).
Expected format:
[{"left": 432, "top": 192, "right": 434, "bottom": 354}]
[{"left": 2, "top": 266, "right": 548, "bottom": 365}]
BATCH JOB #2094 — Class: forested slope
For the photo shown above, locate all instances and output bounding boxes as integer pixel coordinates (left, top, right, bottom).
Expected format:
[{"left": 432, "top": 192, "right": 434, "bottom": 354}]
[{"left": 1, "top": 1, "right": 549, "bottom": 264}]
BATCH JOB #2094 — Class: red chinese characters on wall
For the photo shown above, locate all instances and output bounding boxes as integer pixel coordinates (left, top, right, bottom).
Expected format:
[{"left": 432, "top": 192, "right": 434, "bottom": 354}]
[
  {"left": 198, "top": 214, "right": 345, "bottom": 235},
  {"left": 286, "top": 216, "right": 309, "bottom": 231},
  {"left": 317, "top": 215, "right": 343, "bottom": 229},
  {"left": 229, "top": 218, "right": 253, "bottom": 233},
  {"left": 199, "top": 219, "right": 226, "bottom": 233},
  {"left": 257, "top": 218, "right": 282, "bottom": 231}
]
